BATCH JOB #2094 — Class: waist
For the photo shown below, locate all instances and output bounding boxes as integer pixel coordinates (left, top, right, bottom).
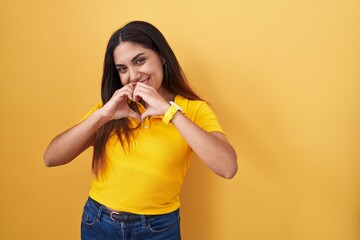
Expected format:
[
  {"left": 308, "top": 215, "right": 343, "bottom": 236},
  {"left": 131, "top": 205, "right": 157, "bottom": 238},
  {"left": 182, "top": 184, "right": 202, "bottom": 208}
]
[
  {"left": 89, "top": 177, "right": 182, "bottom": 214},
  {"left": 89, "top": 197, "right": 160, "bottom": 223}
]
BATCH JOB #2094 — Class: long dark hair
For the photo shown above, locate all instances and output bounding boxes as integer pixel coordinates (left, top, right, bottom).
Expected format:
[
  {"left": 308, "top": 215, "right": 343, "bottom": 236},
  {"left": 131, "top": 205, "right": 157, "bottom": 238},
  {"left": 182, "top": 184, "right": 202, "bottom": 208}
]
[{"left": 92, "top": 21, "right": 201, "bottom": 176}]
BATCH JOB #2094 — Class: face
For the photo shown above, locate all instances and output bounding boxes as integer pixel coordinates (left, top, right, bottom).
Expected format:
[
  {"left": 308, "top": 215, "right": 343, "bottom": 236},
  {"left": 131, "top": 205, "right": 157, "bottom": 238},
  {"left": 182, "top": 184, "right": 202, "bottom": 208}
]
[{"left": 113, "top": 41, "right": 165, "bottom": 92}]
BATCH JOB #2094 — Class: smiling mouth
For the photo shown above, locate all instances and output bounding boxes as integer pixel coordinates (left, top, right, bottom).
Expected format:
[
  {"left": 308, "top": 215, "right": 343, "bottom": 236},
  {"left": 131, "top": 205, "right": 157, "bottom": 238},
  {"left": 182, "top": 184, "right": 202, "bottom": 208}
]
[{"left": 139, "top": 78, "right": 150, "bottom": 84}]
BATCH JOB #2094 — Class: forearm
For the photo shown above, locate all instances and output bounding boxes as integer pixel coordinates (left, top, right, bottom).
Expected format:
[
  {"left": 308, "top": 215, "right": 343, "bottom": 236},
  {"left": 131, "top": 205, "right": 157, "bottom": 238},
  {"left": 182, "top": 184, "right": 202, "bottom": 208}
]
[
  {"left": 171, "top": 112, "right": 238, "bottom": 179},
  {"left": 43, "top": 110, "right": 109, "bottom": 167}
]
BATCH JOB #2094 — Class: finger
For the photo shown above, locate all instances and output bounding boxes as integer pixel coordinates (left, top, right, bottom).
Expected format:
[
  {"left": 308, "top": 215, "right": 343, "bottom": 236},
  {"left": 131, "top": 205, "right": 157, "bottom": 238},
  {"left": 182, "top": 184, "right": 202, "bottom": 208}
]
[
  {"left": 119, "top": 85, "right": 135, "bottom": 101},
  {"left": 133, "top": 85, "right": 151, "bottom": 102},
  {"left": 132, "top": 91, "right": 141, "bottom": 102},
  {"left": 140, "top": 109, "right": 155, "bottom": 122},
  {"left": 132, "top": 88, "right": 143, "bottom": 102},
  {"left": 127, "top": 110, "right": 141, "bottom": 121},
  {"left": 124, "top": 90, "right": 134, "bottom": 101},
  {"left": 113, "top": 87, "right": 130, "bottom": 99},
  {"left": 126, "top": 83, "right": 136, "bottom": 92}
]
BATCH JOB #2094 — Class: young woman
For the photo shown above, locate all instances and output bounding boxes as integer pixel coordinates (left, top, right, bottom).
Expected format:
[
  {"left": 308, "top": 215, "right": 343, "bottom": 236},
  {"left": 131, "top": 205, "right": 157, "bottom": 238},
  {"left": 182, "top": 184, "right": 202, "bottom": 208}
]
[{"left": 44, "top": 21, "right": 237, "bottom": 240}]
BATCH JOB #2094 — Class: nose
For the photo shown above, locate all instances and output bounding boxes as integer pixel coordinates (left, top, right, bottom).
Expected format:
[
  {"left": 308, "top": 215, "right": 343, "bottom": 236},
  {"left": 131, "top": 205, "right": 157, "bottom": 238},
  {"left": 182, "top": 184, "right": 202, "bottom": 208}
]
[{"left": 129, "top": 67, "right": 141, "bottom": 84}]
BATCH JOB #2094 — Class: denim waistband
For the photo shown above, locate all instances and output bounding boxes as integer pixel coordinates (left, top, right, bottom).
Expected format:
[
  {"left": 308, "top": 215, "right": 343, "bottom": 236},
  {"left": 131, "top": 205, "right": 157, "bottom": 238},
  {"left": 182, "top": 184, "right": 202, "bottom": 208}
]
[{"left": 89, "top": 197, "right": 160, "bottom": 223}]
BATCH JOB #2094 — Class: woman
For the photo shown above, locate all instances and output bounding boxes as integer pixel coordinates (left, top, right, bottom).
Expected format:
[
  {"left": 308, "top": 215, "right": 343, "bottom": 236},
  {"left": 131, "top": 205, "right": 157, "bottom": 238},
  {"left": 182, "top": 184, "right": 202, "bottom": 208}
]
[{"left": 44, "top": 21, "right": 237, "bottom": 240}]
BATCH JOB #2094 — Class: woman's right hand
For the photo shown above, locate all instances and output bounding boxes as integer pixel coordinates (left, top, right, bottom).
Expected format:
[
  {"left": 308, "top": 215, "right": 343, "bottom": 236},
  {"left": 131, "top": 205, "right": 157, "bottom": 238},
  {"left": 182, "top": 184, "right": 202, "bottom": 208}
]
[
  {"left": 43, "top": 83, "right": 140, "bottom": 167},
  {"left": 99, "top": 83, "right": 141, "bottom": 121}
]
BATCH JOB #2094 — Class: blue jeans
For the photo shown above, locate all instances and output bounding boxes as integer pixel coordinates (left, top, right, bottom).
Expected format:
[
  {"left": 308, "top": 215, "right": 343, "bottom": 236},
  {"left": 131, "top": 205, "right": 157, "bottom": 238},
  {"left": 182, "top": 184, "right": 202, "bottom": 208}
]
[{"left": 81, "top": 197, "right": 181, "bottom": 240}]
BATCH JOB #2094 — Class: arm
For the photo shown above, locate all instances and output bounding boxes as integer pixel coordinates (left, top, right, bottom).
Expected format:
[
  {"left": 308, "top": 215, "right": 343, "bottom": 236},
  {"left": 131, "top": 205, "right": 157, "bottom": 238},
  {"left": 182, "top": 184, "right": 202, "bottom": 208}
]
[
  {"left": 43, "top": 109, "right": 108, "bottom": 167},
  {"left": 134, "top": 83, "right": 238, "bottom": 179},
  {"left": 44, "top": 83, "right": 140, "bottom": 167},
  {"left": 171, "top": 111, "right": 238, "bottom": 179}
]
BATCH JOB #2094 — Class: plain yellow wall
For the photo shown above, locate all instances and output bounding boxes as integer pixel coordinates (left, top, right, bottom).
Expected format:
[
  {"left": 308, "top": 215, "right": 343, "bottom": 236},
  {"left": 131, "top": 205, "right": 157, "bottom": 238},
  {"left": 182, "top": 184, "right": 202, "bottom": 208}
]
[{"left": 0, "top": 0, "right": 359, "bottom": 239}]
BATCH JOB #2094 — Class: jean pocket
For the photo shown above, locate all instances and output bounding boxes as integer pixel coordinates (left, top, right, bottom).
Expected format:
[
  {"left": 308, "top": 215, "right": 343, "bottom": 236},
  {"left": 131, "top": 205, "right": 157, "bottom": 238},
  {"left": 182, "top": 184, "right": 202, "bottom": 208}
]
[
  {"left": 148, "top": 212, "right": 180, "bottom": 233},
  {"left": 81, "top": 203, "right": 97, "bottom": 226}
]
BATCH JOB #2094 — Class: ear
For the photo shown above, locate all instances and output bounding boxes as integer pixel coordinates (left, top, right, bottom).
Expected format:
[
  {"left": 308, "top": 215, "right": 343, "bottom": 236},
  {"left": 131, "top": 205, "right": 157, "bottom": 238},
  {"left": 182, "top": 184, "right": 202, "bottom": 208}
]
[{"left": 161, "top": 57, "right": 166, "bottom": 65}]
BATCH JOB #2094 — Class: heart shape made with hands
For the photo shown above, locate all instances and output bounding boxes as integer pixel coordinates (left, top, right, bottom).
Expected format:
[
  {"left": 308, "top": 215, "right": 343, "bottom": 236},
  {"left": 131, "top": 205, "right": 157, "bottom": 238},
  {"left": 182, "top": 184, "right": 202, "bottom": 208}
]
[
  {"left": 125, "top": 83, "right": 170, "bottom": 122},
  {"left": 104, "top": 82, "right": 170, "bottom": 123}
]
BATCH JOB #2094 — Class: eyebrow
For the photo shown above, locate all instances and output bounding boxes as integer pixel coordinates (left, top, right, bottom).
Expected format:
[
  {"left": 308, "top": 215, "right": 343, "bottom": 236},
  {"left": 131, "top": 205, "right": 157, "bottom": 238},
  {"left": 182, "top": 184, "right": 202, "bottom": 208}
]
[{"left": 115, "top": 53, "right": 145, "bottom": 68}]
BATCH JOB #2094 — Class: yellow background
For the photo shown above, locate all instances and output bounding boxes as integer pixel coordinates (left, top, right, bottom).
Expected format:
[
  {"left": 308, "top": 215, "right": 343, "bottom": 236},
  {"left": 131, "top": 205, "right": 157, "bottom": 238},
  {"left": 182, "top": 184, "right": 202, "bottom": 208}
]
[{"left": 1, "top": 0, "right": 359, "bottom": 239}]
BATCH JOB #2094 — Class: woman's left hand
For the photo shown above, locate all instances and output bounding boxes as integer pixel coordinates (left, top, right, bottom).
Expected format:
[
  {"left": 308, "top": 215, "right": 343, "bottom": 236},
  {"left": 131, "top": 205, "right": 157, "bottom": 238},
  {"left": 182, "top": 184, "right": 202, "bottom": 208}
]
[
  {"left": 134, "top": 82, "right": 238, "bottom": 179},
  {"left": 133, "top": 82, "right": 170, "bottom": 121}
]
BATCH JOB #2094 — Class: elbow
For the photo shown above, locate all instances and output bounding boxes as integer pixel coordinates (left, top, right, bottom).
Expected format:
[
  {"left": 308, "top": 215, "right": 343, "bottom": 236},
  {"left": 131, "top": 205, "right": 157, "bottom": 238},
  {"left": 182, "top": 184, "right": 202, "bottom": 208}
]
[
  {"left": 43, "top": 150, "right": 56, "bottom": 167},
  {"left": 44, "top": 160, "right": 54, "bottom": 168},
  {"left": 222, "top": 164, "right": 238, "bottom": 179},
  {"left": 223, "top": 148, "right": 238, "bottom": 179},
  {"left": 43, "top": 141, "right": 56, "bottom": 167},
  {"left": 43, "top": 153, "right": 52, "bottom": 167},
  {"left": 210, "top": 161, "right": 238, "bottom": 179},
  {"left": 220, "top": 151, "right": 238, "bottom": 179},
  {"left": 43, "top": 147, "right": 73, "bottom": 167}
]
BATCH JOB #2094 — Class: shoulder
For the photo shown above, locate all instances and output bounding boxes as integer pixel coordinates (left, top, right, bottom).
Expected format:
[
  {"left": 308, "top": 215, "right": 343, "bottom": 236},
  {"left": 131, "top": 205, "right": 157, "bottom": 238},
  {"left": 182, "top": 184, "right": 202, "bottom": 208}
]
[
  {"left": 175, "top": 95, "right": 224, "bottom": 132},
  {"left": 174, "top": 95, "right": 216, "bottom": 120},
  {"left": 78, "top": 102, "right": 103, "bottom": 123},
  {"left": 86, "top": 102, "right": 104, "bottom": 114},
  {"left": 174, "top": 95, "right": 209, "bottom": 114}
]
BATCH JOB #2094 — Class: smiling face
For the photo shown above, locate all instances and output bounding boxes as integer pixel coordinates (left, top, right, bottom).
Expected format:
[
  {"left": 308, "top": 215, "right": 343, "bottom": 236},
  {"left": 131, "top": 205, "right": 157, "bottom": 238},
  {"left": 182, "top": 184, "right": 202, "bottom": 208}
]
[{"left": 113, "top": 41, "right": 167, "bottom": 94}]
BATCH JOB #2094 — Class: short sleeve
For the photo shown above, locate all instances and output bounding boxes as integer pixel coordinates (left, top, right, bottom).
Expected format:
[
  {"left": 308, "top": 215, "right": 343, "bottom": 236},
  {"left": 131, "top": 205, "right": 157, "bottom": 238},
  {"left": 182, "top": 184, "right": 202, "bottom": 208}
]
[
  {"left": 190, "top": 101, "right": 224, "bottom": 134},
  {"left": 77, "top": 102, "right": 103, "bottom": 124}
]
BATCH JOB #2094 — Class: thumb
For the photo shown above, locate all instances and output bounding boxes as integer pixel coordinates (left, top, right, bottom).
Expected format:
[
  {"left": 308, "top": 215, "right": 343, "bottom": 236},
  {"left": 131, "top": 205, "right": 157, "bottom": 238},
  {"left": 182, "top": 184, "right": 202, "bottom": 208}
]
[{"left": 140, "top": 109, "right": 155, "bottom": 122}]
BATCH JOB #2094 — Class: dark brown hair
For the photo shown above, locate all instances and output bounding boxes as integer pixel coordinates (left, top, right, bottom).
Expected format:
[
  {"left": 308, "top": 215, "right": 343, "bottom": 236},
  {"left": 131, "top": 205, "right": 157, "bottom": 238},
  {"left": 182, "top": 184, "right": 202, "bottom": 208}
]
[{"left": 92, "top": 21, "right": 201, "bottom": 177}]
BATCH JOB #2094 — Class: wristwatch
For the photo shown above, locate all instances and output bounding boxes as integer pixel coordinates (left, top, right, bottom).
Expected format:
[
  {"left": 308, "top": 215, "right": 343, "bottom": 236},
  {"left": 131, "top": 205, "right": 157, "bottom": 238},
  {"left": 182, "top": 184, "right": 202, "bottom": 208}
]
[{"left": 162, "top": 101, "right": 183, "bottom": 124}]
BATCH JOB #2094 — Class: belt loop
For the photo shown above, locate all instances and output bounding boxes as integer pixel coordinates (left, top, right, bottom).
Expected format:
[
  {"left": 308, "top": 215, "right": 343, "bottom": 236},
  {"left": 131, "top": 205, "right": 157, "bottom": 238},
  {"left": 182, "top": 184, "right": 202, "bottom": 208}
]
[
  {"left": 97, "top": 206, "right": 103, "bottom": 222},
  {"left": 141, "top": 215, "right": 146, "bottom": 228}
]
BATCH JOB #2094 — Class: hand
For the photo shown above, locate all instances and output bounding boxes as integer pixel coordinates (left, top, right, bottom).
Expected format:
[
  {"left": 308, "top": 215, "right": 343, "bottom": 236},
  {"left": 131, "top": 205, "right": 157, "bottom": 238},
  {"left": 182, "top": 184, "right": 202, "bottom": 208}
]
[
  {"left": 133, "top": 82, "right": 170, "bottom": 121},
  {"left": 100, "top": 83, "right": 141, "bottom": 121}
]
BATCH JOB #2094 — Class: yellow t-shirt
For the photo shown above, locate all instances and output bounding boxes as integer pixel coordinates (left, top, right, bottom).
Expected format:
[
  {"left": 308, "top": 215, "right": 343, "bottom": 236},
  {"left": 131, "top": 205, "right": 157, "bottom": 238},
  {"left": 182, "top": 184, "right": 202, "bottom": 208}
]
[{"left": 81, "top": 95, "right": 224, "bottom": 214}]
